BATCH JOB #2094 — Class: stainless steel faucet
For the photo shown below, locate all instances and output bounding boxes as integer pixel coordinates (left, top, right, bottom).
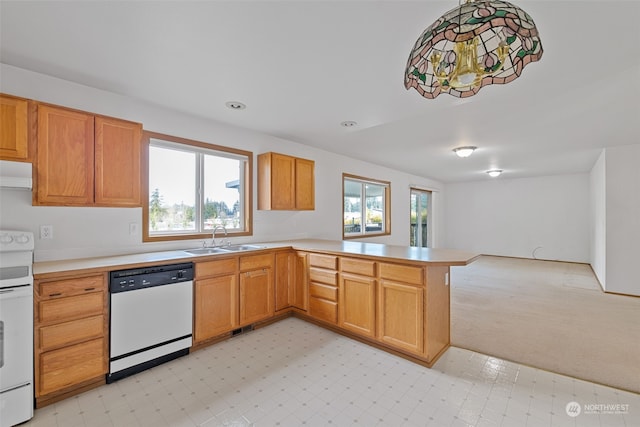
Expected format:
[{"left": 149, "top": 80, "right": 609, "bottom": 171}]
[{"left": 211, "top": 225, "right": 228, "bottom": 247}]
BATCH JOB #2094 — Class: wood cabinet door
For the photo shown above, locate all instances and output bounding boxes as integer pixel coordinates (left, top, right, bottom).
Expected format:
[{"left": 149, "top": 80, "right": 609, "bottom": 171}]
[
  {"left": 275, "top": 252, "right": 292, "bottom": 312},
  {"left": 0, "top": 94, "right": 29, "bottom": 160},
  {"left": 94, "top": 116, "right": 142, "bottom": 206},
  {"left": 377, "top": 280, "right": 424, "bottom": 355},
  {"left": 194, "top": 274, "right": 238, "bottom": 342},
  {"left": 295, "top": 157, "right": 315, "bottom": 210},
  {"left": 239, "top": 268, "right": 273, "bottom": 325},
  {"left": 36, "top": 105, "right": 94, "bottom": 205},
  {"left": 270, "top": 153, "right": 296, "bottom": 209},
  {"left": 38, "top": 337, "right": 105, "bottom": 396},
  {"left": 340, "top": 273, "right": 376, "bottom": 338},
  {"left": 291, "top": 252, "right": 308, "bottom": 310}
]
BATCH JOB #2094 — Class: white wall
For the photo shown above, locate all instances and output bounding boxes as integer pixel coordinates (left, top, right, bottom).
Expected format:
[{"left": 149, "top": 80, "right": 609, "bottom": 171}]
[
  {"left": 604, "top": 144, "right": 640, "bottom": 295},
  {"left": 589, "top": 150, "right": 606, "bottom": 289},
  {"left": 443, "top": 174, "right": 590, "bottom": 263},
  {"left": 0, "top": 64, "right": 443, "bottom": 261}
]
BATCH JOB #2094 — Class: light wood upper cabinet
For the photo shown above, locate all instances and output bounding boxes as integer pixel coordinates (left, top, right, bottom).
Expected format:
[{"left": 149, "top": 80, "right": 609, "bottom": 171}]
[
  {"left": 35, "top": 104, "right": 142, "bottom": 207},
  {"left": 257, "top": 152, "right": 315, "bottom": 210},
  {"left": 94, "top": 116, "right": 142, "bottom": 206},
  {"left": 36, "top": 105, "right": 95, "bottom": 205},
  {"left": 0, "top": 94, "right": 31, "bottom": 161},
  {"left": 294, "top": 157, "right": 315, "bottom": 210}
]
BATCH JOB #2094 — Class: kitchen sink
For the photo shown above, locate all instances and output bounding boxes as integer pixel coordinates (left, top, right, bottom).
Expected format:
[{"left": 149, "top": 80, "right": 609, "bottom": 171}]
[
  {"left": 220, "top": 244, "right": 266, "bottom": 251},
  {"left": 184, "top": 244, "right": 266, "bottom": 255},
  {"left": 184, "top": 247, "right": 230, "bottom": 255}
]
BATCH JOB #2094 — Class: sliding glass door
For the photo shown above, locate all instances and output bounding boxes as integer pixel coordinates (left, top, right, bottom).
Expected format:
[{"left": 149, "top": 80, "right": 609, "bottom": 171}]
[{"left": 410, "top": 188, "right": 431, "bottom": 248}]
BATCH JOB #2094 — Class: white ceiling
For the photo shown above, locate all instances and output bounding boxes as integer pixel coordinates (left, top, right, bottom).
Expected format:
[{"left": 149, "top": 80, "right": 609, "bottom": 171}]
[{"left": 1, "top": 1, "right": 639, "bottom": 183}]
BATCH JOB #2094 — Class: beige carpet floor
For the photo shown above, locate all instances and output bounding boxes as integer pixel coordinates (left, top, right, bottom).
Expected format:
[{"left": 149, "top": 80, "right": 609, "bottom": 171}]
[{"left": 450, "top": 255, "right": 640, "bottom": 394}]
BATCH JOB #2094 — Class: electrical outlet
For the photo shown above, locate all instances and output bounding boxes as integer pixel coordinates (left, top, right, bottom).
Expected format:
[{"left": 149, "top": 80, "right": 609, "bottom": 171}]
[
  {"left": 40, "top": 225, "right": 53, "bottom": 240},
  {"left": 129, "top": 222, "right": 138, "bottom": 236}
]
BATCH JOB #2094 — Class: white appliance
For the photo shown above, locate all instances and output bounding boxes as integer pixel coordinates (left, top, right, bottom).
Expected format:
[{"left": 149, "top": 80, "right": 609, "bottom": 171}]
[
  {"left": 0, "top": 230, "right": 34, "bottom": 427},
  {"left": 108, "top": 263, "right": 193, "bottom": 383}
]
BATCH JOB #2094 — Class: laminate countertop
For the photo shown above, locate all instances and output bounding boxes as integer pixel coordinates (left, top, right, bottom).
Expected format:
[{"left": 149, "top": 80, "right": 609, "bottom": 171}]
[{"left": 33, "top": 239, "right": 479, "bottom": 276}]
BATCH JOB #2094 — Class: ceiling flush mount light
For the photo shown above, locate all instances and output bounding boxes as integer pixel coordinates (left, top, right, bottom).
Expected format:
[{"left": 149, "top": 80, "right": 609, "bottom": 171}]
[
  {"left": 453, "top": 146, "right": 477, "bottom": 157},
  {"left": 404, "top": 0, "right": 543, "bottom": 99},
  {"left": 340, "top": 121, "right": 358, "bottom": 128},
  {"left": 487, "top": 169, "right": 503, "bottom": 177},
  {"left": 225, "top": 101, "right": 246, "bottom": 110}
]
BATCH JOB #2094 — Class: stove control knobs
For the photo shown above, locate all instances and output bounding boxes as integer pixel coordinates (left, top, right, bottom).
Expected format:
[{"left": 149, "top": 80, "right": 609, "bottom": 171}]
[
  {"left": 15, "top": 234, "right": 30, "bottom": 244},
  {"left": 0, "top": 234, "right": 14, "bottom": 244}
]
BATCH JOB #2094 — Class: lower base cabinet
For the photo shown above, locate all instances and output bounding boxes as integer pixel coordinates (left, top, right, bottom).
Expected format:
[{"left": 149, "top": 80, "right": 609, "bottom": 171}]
[
  {"left": 307, "top": 254, "right": 338, "bottom": 324},
  {"left": 239, "top": 267, "right": 273, "bottom": 325},
  {"left": 34, "top": 273, "right": 108, "bottom": 407},
  {"left": 39, "top": 338, "right": 105, "bottom": 396},
  {"left": 339, "top": 273, "right": 376, "bottom": 338},
  {"left": 377, "top": 280, "right": 424, "bottom": 355},
  {"left": 195, "top": 274, "right": 238, "bottom": 342},
  {"left": 31, "top": 247, "right": 457, "bottom": 407},
  {"left": 194, "top": 254, "right": 274, "bottom": 345}
]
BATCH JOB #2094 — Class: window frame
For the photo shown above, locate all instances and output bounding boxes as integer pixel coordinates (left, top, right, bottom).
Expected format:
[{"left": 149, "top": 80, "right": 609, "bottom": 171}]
[
  {"left": 142, "top": 131, "right": 253, "bottom": 243},
  {"left": 342, "top": 173, "right": 391, "bottom": 240}
]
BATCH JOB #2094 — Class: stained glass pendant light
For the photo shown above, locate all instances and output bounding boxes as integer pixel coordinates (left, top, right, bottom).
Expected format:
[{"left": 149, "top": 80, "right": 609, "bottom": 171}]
[{"left": 404, "top": 0, "right": 543, "bottom": 99}]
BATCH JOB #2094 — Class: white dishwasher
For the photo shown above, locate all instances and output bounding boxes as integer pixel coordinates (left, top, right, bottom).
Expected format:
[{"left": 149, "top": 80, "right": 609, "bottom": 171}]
[{"left": 108, "top": 262, "right": 193, "bottom": 383}]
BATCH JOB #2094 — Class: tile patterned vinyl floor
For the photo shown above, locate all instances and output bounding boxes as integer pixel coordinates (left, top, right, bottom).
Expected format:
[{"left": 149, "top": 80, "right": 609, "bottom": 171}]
[{"left": 25, "top": 317, "right": 640, "bottom": 427}]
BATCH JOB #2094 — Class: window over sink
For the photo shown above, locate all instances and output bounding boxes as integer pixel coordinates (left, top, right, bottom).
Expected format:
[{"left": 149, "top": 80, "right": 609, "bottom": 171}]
[{"left": 143, "top": 131, "right": 253, "bottom": 242}]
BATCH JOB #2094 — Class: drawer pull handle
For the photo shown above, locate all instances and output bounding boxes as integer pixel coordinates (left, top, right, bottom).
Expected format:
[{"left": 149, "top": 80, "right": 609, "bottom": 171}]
[
  {"left": 84, "top": 287, "right": 95, "bottom": 292},
  {"left": 49, "top": 292, "right": 62, "bottom": 297}
]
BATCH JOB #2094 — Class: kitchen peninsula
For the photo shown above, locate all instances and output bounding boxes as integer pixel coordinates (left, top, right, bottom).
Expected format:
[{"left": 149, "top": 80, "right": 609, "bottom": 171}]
[{"left": 32, "top": 239, "right": 478, "bottom": 407}]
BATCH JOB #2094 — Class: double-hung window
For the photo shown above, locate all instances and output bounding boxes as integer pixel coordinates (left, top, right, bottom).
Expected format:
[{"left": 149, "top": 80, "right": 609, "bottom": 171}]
[
  {"left": 343, "top": 173, "right": 391, "bottom": 239},
  {"left": 143, "top": 132, "right": 252, "bottom": 242}
]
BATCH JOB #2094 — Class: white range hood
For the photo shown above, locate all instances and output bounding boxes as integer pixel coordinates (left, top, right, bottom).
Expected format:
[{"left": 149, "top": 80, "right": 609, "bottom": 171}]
[{"left": 0, "top": 160, "right": 33, "bottom": 189}]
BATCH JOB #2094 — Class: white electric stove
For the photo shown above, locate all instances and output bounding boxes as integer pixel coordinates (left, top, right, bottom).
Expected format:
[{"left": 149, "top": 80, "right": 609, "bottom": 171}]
[{"left": 0, "top": 230, "right": 34, "bottom": 426}]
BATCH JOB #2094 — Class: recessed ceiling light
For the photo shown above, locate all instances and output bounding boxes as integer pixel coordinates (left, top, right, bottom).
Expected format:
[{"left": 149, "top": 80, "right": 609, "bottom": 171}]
[
  {"left": 340, "top": 121, "right": 358, "bottom": 128},
  {"left": 453, "top": 146, "right": 477, "bottom": 158},
  {"left": 486, "top": 169, "right": 503, "bottom": 177},
  {"left": 225, "top": 101, "right": 246, "bottom": 110}
]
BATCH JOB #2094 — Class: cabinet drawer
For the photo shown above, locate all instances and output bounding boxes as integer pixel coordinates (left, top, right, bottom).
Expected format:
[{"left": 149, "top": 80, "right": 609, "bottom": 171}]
[
  {"left": 341, "top": 258, "right": 376, "bottom": 277},
  {"left": 39, "top": 315, "right": 104, "bottom": 351},
  {"left": 379, "top": 263, "right": 424, "bottom": 285},
  {"left": 309, "top": 297, "right": 337, "bottom": 324},
  {"left": 309, "top": 282, "right": 338, "bottom": 302},
  {"left": 196, "top": 258, "right": 238, "bottom": 278},
  {"left": 309, "top": 253, "right": 338, "bottom": 270},
  {"left": 39, "top": 275, "right": 104, "bottom": 300},
  {"left": 240, "top": 253, "right": 273, "bottom": 271},
  {"left": 309, "top": 268, "right": 338, "bottom": 286},
  {"left": 39, "top": 338, "right": 105, "bottom": 396},
  {"left": 39, "top": 292, "right": 104, "bottom": 324}
]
